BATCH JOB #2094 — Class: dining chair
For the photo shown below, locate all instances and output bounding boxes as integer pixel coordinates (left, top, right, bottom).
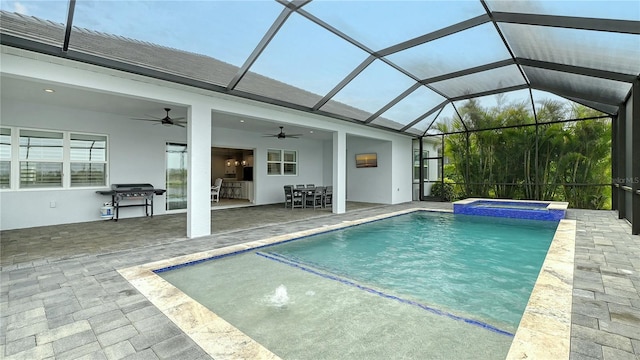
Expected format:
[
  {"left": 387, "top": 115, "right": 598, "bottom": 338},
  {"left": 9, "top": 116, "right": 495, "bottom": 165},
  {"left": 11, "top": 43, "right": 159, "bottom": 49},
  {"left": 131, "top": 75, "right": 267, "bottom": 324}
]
[
  {"left": 323, "top": 186, "right": 333, "bottom": 208},
  {"left": 306, "top": 186, "right": 324, "bottom": 209},
  {"left": 211, "top": 178, "right": 223, "bottom": 203},
  {"left": 291, "top": 187, "right": 304, "bottom": 209},
  {"left": 283, "top": 185, "right": 293, "bottom": 209}
]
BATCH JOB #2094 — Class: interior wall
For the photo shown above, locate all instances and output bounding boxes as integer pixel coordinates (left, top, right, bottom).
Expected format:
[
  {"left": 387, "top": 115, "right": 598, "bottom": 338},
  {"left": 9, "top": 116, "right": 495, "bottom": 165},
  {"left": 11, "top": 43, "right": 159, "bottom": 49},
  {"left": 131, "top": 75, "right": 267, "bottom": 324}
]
[{"left": 0, "top": 100, "right": 186, "bottom": 230}]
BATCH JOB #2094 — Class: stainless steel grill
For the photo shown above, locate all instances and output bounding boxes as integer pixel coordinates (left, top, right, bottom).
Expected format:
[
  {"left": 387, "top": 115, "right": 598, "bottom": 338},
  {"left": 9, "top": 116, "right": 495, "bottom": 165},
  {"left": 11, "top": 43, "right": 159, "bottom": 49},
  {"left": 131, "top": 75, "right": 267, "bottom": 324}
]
[{"left": 97, "top": 183, "right": 166, "bottom": 221}]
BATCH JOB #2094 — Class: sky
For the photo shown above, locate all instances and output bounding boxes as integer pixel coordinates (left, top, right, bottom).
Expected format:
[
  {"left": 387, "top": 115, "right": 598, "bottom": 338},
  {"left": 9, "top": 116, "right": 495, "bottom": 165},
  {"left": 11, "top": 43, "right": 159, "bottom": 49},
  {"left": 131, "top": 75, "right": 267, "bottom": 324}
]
[{"left": 1, "top": 0, "right": 637, "bottom": 132}]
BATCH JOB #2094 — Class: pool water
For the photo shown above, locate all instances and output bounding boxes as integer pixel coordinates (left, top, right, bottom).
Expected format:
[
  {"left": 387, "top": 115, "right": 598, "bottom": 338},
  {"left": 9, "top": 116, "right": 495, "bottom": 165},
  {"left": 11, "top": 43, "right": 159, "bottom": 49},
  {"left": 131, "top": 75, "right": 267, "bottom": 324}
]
[
  {"left": 264, "top": 212, "right": 556, "bottom": 329},
  {"left": 453, "top": 198, "right": 567, "bottom": 220},
  {"left": 473, "top": 200, "right": 549, "bottom": 210},
  {"left": 158, "top": 211, "right": 557, "bottom": 359}
]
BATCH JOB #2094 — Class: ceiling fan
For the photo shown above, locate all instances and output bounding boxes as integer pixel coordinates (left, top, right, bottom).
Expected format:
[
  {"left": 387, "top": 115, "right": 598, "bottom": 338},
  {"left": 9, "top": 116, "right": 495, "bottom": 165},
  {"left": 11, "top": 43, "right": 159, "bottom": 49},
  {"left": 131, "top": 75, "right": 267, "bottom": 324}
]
[
  {"left": 131, "top": 108, "right": 186, "bottom": 127},
  {"left": 263, "top": 126, "right": 302, "bottom": 139}
]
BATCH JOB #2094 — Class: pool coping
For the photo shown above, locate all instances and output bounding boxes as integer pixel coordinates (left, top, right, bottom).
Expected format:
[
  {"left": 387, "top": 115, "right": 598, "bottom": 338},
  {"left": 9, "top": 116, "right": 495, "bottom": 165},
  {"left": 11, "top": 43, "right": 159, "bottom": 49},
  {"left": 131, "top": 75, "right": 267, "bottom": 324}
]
[{"left": 118, "top": 207, "right": 575, "bottom": 360}]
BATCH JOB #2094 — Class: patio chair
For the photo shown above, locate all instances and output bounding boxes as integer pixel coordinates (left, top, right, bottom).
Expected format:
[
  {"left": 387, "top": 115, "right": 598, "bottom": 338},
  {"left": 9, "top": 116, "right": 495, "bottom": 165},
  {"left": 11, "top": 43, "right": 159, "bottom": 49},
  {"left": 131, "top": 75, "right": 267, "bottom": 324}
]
[
  {"left": 284, "top": 185, "right": 293, "bottom": 208},
  {"left": 323, "top": 186, "right": 333, "bottom": 208},
  {"left": 306, "top": 186, "right": 324, "bottom": 209},
  {"left": 211, "top": 178, "right": 223, "bottom": 203},
  {"left": 291, "top": 187, "right": 304, "bottom": 209}
]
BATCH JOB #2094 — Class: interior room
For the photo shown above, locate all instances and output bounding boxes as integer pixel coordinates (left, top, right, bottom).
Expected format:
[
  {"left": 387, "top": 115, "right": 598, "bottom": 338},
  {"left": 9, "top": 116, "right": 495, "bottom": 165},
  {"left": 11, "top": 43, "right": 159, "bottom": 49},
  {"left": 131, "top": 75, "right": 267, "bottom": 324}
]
[{"left": 210, "top": 147, "right": 255, "bottom": 207}]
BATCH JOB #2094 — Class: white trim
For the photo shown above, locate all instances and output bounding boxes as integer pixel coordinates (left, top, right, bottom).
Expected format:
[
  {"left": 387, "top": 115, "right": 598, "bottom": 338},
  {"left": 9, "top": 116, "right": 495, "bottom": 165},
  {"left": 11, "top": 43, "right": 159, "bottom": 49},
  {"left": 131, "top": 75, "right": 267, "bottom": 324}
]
[
  {"left": 3, "top": 125, "right": 110, "bottom": 191},
  {"left": 266, "top": 148, "right": 298, "bottom": 176}
]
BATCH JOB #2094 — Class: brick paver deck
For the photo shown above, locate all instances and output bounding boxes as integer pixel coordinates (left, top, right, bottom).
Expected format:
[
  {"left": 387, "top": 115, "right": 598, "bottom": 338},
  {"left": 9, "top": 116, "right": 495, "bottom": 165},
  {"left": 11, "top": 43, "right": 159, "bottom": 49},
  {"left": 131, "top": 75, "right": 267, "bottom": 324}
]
[{"left": 1, "top": 203, "right": 638, "bottom": 359}]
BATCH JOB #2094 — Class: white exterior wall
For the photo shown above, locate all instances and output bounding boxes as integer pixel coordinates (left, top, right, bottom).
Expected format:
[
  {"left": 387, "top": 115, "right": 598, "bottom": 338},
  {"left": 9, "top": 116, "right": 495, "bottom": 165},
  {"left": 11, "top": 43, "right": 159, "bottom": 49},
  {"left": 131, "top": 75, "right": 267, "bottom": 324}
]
[
  {"left": 0, "top": 48, "right": 414, "bottom": 231},
  {"left": 0, "top": 101, "right": 186, "bottom": 230},
  {"left": 346, "top": 136, "right": 393, "bottom": 204},
  {"left": 345, "top": 135, "right": 413, "bottom": 204}
]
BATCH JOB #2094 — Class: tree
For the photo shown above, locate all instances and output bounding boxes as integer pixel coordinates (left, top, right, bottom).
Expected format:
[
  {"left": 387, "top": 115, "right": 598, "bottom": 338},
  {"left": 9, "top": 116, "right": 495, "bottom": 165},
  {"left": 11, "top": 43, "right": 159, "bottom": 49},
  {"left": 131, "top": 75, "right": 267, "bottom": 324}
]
[{"left": 438, "top": 98, "right": 611, "bottom": 209}]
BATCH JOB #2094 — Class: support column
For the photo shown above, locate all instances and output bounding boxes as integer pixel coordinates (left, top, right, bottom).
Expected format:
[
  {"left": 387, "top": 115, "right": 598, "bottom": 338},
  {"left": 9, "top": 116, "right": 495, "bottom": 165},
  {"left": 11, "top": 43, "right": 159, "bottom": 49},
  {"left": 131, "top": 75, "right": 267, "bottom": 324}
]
[
  {"left": 187, "top": 104, "right": 212, "bottom": 238},
  {"left": 419, "top": 138, "right": 424, "bottom": 201},
  {"left": 617, "top": 106, "right": 627, "bottom": 219},
  {"left": 332, "top": 130, "right": 346, "bottom": 214},
  {"left": 631, "top": 80, "right": 639, "bottom": 235},
  {"left": 611, "top": 114, "right": 618, "bottom": 211}
]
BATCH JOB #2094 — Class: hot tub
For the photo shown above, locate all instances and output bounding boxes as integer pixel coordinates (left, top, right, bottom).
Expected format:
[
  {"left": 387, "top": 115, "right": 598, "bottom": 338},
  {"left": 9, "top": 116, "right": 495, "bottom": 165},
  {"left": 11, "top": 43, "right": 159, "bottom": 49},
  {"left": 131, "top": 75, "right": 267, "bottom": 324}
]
[{"left": 453, "top": 198, "right": 568, "bottom": 221}]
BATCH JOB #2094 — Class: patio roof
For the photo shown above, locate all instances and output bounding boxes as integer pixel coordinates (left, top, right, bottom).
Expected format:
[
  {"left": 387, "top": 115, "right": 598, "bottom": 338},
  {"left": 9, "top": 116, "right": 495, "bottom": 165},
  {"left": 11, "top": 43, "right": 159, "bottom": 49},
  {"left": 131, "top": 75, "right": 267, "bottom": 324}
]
[{"left": 1, "top": 0, "right": 638, "bottom": 137}]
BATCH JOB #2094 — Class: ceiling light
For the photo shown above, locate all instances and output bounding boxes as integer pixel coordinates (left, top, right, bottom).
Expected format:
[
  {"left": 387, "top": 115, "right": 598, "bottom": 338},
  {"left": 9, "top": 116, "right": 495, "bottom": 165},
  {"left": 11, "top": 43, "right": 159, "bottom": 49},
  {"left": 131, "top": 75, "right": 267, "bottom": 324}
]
[
  {"left": 240, "top": 120, "right": 245, "bottom": 123},
  {"left": 309, "top": 130, "right": 314, "bottom": 133},
  {"left": 43, "top": 89, "right": 55, "bottom": 93}
]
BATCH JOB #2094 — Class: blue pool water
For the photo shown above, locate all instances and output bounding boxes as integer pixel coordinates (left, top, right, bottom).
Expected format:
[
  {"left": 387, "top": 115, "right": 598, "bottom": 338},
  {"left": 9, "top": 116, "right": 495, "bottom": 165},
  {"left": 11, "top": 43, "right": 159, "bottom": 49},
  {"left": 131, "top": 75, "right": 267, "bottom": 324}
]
[
  {"left": 454, "top": 199, "right": 566, "bottom": 221},
  {"left": 263, "top": 211, "right": 557, "bottom": 330},
  {"left": 158, "top": 211, "right": 558, "bottom": 359},
  {"left": 473, "top": 200, "right": 549, "bottom": 209}
]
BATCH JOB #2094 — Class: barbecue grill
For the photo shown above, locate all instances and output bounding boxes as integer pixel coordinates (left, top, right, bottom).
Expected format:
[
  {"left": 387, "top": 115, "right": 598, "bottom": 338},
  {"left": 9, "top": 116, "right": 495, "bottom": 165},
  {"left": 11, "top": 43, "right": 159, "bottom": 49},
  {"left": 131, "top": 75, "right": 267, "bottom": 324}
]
[{"left": 96, "top": 184, "right": 166, "bottom": 221}]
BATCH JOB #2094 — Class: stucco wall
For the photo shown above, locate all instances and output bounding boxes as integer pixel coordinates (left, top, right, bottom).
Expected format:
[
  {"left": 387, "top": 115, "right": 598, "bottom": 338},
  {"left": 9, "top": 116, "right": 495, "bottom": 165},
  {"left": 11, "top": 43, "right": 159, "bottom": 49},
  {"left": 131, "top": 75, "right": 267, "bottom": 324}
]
[{"left": 0, "top": 49, "right": 415, "bottom": 230}]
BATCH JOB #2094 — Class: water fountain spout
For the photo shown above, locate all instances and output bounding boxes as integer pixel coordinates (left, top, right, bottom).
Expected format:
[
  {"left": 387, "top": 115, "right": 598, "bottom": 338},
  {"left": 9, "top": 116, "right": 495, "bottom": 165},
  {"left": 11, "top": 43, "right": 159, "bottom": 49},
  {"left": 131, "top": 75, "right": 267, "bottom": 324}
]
[{"left": 267, "top": 284, "right": 290, "bottom": 308}]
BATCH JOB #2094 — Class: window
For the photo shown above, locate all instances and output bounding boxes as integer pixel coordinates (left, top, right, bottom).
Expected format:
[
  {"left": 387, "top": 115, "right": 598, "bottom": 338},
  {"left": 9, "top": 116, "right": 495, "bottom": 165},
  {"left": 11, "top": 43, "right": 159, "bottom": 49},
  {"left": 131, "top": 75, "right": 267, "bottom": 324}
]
[
  {"left": 283, "top": 150, "right": 297, "bottom": 175},
  {"left": 20, "top": 129, "right": 63, "bottom": 188},
  {"left": 267, "top": 149, "right": 281, "bottom": 175},
  {"left": 0, "top": 128, "right": 10, "bottom": 189},
  {"left": 267, "top": 149, "right": 297, "bottom": 175},
  {"left": 70, "top": 133, "right": 107, "bottom": 187},
  {"left": 2, "top": 127, "right": 108, "bottom": 190}
]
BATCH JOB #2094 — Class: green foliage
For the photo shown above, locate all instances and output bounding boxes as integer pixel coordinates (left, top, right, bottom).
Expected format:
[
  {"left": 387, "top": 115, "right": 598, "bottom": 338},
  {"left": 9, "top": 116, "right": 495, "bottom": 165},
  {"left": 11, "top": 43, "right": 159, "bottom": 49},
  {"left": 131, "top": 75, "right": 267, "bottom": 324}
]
[
  {"left": 440, "top": 99, "right": 611, "bottom": 209},
  {"left": 430, "top": 178, "right": 456, "bottom": 202}
]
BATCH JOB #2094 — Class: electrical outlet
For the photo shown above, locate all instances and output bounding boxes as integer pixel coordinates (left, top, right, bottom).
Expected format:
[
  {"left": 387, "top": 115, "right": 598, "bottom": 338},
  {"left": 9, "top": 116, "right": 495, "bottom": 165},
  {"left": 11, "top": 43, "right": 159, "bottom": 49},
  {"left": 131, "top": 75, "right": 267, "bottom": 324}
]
[{"left": 50, "top": 201, "right": 56, "bottom": 208}]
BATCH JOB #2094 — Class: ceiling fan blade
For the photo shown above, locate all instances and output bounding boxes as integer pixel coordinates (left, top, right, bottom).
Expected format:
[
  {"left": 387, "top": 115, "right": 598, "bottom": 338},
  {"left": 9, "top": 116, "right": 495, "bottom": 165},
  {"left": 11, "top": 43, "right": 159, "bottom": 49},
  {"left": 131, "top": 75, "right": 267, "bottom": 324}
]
[
  {"left": 170, "top": 117, "right": 186, "bottom": 121},
  {"left": 130, "top": 118, "right": 161, "bottom": 122},
  {"left": 286, "top": 134, "right": 303, "bottom": 137}
]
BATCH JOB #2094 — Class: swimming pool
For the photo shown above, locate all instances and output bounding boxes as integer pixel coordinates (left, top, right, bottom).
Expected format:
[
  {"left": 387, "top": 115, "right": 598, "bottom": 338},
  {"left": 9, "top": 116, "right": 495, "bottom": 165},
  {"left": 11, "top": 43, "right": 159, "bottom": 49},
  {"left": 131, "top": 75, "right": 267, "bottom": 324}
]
[
  {"left": 156, "top": 211, "right": 552, "bottom": 358},
  {"left": 119, "top": 208, "right": 575, "bottom": 359}
]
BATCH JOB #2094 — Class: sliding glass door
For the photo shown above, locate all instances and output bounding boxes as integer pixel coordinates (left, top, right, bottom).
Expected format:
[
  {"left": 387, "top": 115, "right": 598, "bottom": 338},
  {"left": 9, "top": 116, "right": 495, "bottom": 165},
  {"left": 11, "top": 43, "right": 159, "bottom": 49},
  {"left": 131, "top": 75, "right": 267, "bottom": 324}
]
[{"left": 166, "top": 142, "right": 187, "bottom": 211}]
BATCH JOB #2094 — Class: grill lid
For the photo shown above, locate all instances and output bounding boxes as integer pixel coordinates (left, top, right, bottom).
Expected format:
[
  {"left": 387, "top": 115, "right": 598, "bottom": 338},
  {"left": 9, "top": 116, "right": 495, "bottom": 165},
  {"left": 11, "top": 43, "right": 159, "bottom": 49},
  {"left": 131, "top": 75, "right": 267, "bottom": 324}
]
[{"left": 111, "top": 183, "right": 155, "bottom": 191}]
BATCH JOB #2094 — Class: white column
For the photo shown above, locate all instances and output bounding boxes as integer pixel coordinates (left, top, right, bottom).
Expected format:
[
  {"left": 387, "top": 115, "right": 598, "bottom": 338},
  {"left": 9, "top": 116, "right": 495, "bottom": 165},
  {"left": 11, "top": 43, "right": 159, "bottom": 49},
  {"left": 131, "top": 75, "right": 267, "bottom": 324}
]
[
  {"left": 187, "top": 104, "right": 212, "bottom": 238},
  {"left": 332, "top": 130, "right": 346, "bottom": 214}
]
